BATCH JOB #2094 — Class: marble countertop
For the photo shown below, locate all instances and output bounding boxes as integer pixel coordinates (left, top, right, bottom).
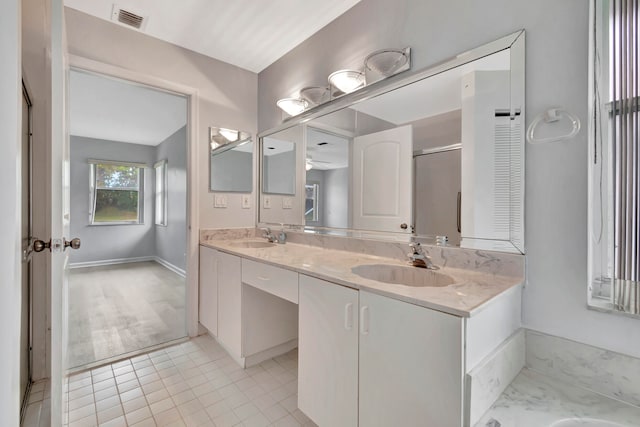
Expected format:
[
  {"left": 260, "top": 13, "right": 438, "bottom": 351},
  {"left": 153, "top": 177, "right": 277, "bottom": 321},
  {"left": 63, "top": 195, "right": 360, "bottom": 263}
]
[
  {"left": 200, "top": 238, "right": 523, "bottom": 317},
  {"left": 475, "top": 368, "right": 640, "bottom": 427}
]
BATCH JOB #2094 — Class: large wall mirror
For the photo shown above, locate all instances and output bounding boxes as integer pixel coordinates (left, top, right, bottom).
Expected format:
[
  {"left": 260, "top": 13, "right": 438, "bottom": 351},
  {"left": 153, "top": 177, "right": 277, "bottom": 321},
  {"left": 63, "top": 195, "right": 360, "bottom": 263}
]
[
  {"left": 259, "top": 31, "right": 525, "bottom": 254},
  {"left": 209, "top": 127, "right": 253, "bottom": 193}
]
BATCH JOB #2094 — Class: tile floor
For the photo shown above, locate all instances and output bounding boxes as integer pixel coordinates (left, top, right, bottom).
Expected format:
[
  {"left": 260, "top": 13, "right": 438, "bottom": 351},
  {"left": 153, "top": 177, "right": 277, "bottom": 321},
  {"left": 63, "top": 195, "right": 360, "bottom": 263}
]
[
  {"left": 23, "top": 380, "right": 51, "bottom": 427},
  {"left": 57, "top": 334, "right": 315, "bottom": 427}
]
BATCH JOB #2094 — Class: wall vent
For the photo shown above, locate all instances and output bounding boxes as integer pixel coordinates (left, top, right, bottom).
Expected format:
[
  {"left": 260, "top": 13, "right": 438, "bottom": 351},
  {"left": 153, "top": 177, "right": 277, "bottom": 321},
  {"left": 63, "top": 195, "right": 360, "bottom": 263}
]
[{"left": 111, "top": 5, "right": 147, "bottom": 30}]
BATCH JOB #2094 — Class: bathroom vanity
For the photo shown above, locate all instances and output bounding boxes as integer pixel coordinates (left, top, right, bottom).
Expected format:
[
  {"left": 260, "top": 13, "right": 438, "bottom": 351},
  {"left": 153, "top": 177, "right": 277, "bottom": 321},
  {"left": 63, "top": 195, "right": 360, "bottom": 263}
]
[{"left": 198, "top": 230, "right": 524, "bottom": 427}]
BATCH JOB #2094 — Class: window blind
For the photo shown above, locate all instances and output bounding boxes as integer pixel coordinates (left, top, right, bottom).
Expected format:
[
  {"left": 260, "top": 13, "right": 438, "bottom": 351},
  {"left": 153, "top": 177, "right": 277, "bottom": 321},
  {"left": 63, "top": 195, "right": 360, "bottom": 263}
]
[{"left": 611, "top": 0, "right": 640, "bottom": 282}]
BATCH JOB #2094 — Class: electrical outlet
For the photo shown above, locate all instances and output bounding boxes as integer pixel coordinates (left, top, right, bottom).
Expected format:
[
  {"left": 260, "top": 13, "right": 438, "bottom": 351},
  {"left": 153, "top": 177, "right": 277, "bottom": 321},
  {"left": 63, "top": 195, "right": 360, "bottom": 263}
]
[
  {"left": 282, "top": 198, "right": 293, "bottom": 209},
  {"left": 214, "top": 194, "right": 227, "bottom": 208},
  {"left": 241, "top": 194, "right": 251, "bottom": 209},
  {"left": 263, "top": 196, "right": 271, "bottom": 209}
]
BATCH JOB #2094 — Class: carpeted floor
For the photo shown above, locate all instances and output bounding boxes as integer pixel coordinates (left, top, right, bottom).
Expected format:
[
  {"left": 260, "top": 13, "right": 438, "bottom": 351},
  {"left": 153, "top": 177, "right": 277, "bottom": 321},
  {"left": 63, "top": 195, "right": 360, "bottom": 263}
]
[{"left": 67, "top": 261, "right": 186, "bottom": 369}]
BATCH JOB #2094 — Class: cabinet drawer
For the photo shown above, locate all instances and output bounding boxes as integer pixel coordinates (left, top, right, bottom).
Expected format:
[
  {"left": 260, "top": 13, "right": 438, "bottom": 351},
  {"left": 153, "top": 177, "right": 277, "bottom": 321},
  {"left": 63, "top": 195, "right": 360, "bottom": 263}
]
[{"left": 242, "top": 259, "right": 298, "bottom": 304}]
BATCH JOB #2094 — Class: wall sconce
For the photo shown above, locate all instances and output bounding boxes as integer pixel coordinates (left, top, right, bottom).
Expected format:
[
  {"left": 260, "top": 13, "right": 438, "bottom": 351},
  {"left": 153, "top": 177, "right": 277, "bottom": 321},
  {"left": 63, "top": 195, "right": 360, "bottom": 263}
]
[
  {"left": 276, "top": 97, "right": 308, "bottom": 116},
  {"left": 328, "top": 70, "right": 366, "bottom": 94}
]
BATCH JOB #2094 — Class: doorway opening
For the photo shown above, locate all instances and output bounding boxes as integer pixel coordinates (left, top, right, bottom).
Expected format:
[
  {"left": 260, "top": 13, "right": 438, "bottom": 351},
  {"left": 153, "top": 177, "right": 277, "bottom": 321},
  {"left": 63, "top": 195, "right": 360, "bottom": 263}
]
[{"left": 67, "top": 69, "right": 189, "bottom": 369}]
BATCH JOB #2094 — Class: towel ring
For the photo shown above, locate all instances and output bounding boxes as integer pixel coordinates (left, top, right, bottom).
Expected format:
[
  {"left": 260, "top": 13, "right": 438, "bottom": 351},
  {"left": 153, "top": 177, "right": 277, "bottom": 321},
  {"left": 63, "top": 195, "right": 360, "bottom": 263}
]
[{"left": 526, "top": 107, "right": 581, "bottom": 144}]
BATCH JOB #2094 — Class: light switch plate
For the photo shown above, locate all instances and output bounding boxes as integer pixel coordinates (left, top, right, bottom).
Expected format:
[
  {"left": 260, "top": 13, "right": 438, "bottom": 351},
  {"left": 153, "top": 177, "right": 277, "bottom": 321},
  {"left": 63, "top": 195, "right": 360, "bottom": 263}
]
[
  {"left": 241, "top": 195, "right": 251, "bottom": 209},
  {"left": 214, "top": 194, "right": 227, "bottom": 208},
  {"left": 263, "top": 196, "right": 271, "bottom": 209},
  {"left": 282, "top": 198, "right": 293, "bottom": 209}
]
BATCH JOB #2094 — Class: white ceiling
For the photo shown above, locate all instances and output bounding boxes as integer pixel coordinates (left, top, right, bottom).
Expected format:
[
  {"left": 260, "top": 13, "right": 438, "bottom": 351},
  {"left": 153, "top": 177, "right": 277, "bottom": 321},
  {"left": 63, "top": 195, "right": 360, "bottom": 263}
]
[
  {"left": 352, "top": 49, "right": 511, "bottom": 124},
  {"left": 64, "top": 0, "right": 362, "bottom": 73},
  {"left": 69, "top": 70, "right": 187, "bottom": 146},
  {"left": 307, "top": 128, "right": 349, "bottom": 170}
]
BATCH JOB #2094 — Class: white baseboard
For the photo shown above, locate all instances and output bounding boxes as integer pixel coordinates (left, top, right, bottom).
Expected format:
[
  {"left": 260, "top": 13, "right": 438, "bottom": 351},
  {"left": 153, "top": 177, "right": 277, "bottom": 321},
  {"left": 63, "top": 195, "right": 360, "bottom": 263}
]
[
  {"left": 69, "top": 256, "right": 186, "bottom": 277},
  {"left": 153, "top": 257, "right": 186, "bottom": 278},
  {"left": 69, "top": 256, "right": 156, "bottom": 269}
]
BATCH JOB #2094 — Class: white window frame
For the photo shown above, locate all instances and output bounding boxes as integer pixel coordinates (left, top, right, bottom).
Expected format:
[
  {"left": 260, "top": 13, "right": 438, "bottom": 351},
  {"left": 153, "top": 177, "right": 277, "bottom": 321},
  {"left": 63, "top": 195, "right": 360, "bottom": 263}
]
[
  {"left": 155, "top": 159, "right": 168, "bottom": 226},
  {"left": 89, "top": 160, "right": 145, "bottom": 225}
]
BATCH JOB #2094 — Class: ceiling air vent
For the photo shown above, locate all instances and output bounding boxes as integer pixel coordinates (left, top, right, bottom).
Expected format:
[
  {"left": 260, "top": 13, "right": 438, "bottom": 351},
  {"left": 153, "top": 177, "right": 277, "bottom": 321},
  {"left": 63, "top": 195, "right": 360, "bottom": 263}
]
[{"left": 111, "top": 5, "right": 147, "bottom": 30}]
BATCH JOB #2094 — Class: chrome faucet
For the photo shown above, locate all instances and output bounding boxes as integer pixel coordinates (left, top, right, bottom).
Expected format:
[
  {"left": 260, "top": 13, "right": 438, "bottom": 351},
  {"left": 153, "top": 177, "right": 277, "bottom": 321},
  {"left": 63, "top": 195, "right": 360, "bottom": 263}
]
[
  {"left": 261, "top": 227, "right": 278, "bottom": 243},
  {"left": 277, "top": 224, "right": 287, "bottom": 245},
  {"left": 407, "top": 242, "right": 436, "bottom": 269}
]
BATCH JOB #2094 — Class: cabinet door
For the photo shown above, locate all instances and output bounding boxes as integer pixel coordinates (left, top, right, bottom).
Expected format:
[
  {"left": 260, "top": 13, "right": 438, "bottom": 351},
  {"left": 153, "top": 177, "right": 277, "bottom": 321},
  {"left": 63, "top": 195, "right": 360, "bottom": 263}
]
[
  {"left": 359, "top": 291, "right": 463, "bottom": 427},
  {"left": 217, "top": 252, "right": 242, "bottom": 359},
  {"left": 198, "top": 246, "right": 218, "bottom": 336},
  {"left": 298, "top": 275, "right": 359, "bottom": 427}
]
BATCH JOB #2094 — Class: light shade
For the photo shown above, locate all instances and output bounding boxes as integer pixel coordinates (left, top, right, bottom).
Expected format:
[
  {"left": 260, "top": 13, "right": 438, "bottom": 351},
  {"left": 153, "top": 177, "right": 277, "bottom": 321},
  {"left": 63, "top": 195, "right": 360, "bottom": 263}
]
[
  {"left": 277, "top": 98, "right": 308, "bottom": 116},
  {"left": 305, "top": 158, "right": 313, "bottom": 171},
  {"left": 328, "top": 69, "right": 366, "bottom": 94},
  {"left": 300, "top": 86, "right": 330, "bottom": 107},
  {"left": 219, "top": 128, "right": 239, "bottom": 142},
  {"left": 364, "top": 48, "right": 410, "bottom": 77}
]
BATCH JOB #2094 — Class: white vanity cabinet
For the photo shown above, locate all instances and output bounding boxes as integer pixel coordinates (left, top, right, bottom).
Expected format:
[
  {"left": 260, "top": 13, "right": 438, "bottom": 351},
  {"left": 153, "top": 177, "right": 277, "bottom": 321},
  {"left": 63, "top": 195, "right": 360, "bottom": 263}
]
[
  {"left": 298, "top": 275, "right": 464, "bottom": 427},
  {"left": 298, "top": 275, "right": 359, "bottom": 427},
  {"left": 217, "top": 251, "right": 243, "bottom": 360},
  {"left": 198, "top": 246, "right": 219, "bottom": 336},
  {"left": 359, "top": 290, "right": 463, "bottom": 427}
]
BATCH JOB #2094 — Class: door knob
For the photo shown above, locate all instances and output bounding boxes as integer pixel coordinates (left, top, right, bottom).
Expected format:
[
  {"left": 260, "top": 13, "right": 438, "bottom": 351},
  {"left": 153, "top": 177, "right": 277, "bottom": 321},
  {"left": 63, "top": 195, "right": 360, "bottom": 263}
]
[
  {"left": 33, "top": 239, "right": 50, "bottom": 253},
  {"left": 400, "top": 223, "right": 408, "bottom": 229},
  {"left": 64, "top": 238, "right": 81, "bottom": 250},
  {"left": 33, "top": 237, "right": 81, "bottom": 252}
]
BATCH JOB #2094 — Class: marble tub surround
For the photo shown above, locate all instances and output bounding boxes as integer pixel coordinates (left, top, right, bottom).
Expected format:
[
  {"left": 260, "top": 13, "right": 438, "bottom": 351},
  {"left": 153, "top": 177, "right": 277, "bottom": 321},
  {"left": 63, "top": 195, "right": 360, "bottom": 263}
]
[
  {"left": 200, "top": 237, "right": 523, "bottom": 317},
  {"left": 475, "top": 368, "right": 640, "bottom": 427},
  {"left": 467, "top": 329, "right": 526, "bottom": 426},
  {"left": 526, "top": 330, "right": 640, "bottom": 408}
]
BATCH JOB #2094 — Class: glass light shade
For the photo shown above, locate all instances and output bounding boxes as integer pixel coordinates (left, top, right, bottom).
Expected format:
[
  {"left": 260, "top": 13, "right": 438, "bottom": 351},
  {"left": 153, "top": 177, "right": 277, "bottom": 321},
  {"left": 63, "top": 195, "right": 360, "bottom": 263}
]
[
  {"left": 305, "top": 158, "right": 313, "bottom": 171},
  {"left": 328, "top": 70, "right": 366, "bottom": 94},
  {"left": 300, "top": 86, "right": 330, "bottom": 107},
  {"left": 219, "top": 128, "right": 239, "bottom": 142},
  {"left": 365, "top": 48, "right": 409, "bottom": 77},
  {"left": 277, "top": 98, "right": 308, "bottom": 116}
]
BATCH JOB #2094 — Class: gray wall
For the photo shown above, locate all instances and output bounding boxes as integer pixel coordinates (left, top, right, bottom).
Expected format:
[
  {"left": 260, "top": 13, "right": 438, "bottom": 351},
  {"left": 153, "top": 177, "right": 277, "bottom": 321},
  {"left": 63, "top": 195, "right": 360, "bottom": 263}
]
[
  {"left": 70, "top": 137, "right": 156, "bottom": 263},
  {"left": 70, "top": 129, "right": 188, "bottom": 271},
  {"left": 258, "top": 0, "right": 640, "bottom": 358},
  {"left": 210, "top": 149, "right": 253, "bottom": 192},
  {"left": 324, "top": 168, "right": 350, "bottom": 229},
  {"left": 155, "top": 126, "right": 187, "bottom": 271},
  {"left": 264, "top": 151, "right": 296, "bottom": 194},
  {"left": 66, "top": 7, "right": 258, "bottom": 229}
]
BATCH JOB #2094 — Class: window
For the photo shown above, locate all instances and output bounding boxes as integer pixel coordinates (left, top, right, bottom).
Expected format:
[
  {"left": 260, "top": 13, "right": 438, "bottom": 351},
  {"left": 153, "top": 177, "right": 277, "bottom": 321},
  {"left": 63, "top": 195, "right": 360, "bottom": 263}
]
[
  {"left": 590, "top": 0, "right": 639, "bottom": 314},
  {"left": 305, "top": 183, "right": 319, "bottom": 222},
  {"left": 155, "top": 160, "right": 168, "bottom": 226},
  {"left": 89, "top": 161, "right": 144, "bottom": 224}
]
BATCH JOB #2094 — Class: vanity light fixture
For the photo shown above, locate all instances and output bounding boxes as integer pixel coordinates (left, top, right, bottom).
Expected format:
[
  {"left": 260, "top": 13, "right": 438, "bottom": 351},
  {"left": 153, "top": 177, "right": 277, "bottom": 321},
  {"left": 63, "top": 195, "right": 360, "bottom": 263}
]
[
  {"left": 219, "top": 128, "right": 239, "bottom": 142},
  {"left": 299, "top": 86, "right": 330, "bottom": 107},
  {"left": 365, "top": 48, "right": 411, "bottom": 77},
  {"left": 209, "top": 126, "right": 251, "bottom": 152},
  {"left": 276, "top": 97, "right": 308, "bottom": 116},
  {"left": 328, "top": 70, "right": 366, "bottom": 94},
  {"left": 305, "top": 158, "right": 313, "bottom": 171}
]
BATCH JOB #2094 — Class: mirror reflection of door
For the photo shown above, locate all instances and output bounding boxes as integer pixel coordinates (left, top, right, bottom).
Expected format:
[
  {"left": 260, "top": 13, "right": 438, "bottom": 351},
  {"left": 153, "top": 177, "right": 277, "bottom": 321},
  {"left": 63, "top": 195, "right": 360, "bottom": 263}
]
[
  {"left": 20, "top": 82, "right": 33, "bottom": 417},
  {"left": 414, "top": 149, "right": 461, "bottom": 245},
  {"left": 352, "top": 125, "right": 413, "bottom": 233}
]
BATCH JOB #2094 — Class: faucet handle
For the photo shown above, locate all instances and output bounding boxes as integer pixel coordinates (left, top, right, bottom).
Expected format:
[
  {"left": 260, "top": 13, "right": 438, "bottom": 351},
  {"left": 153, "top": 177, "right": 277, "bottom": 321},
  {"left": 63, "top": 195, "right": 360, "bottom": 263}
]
[{"left": 409, "top": 242, "right": 422, "bottom": 252}]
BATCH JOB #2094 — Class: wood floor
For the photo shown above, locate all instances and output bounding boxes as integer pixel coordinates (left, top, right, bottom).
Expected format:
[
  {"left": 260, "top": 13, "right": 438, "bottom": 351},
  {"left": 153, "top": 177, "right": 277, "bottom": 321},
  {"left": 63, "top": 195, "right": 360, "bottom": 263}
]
[{"left": 68, "top": 261, "right": 186, "bottom": 369}]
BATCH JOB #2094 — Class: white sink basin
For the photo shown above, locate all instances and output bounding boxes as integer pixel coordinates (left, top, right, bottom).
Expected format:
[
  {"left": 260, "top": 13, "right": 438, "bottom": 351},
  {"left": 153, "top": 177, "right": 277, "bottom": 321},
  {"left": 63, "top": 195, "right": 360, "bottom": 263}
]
[
  {"left": 550, "top": 418, "right": 627, "bottom": 427},
  {"left": 351, "top": 264, "right": 454, "bottom": 287},
  {"left": 229, "top": 240, "right": 276, "bottom": 249}
]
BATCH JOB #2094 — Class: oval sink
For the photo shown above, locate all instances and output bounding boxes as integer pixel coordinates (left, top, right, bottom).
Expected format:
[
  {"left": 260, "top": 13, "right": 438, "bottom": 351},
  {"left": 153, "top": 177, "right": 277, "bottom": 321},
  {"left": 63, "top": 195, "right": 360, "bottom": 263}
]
[
  {"left": 351, "top": 264, "right": 454, "bottom": 287},
  {"left": 229, "top": 240, "right": 276, "bottom": 249},
  {"left": 550, "top": 419, "right": 627, "bottom": 427}
]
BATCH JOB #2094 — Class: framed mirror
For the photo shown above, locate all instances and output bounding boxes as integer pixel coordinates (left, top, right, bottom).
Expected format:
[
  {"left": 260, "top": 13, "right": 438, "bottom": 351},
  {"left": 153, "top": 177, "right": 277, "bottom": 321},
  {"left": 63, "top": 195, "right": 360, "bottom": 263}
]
[
  {"left": 259, "top": 30, "right": 525, "bottom": 254},
  {"left": 209, "top": 127, "right": 253, "bottom": 193}
]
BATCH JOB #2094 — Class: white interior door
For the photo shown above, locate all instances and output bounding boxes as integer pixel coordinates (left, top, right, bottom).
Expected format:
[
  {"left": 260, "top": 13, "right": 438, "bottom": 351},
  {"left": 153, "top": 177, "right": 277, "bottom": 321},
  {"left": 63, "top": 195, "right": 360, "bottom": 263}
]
[
  {"left": 51, "top": 2, "right": 71, "bottom": 425},
  {"left": 352, "top": 125, "right": 413, "bottom": 233}
]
